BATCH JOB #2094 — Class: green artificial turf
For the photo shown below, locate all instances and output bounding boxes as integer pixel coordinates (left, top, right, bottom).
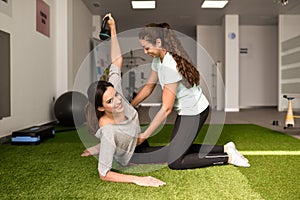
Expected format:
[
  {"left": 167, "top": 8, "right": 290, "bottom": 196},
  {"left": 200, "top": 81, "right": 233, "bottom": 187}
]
[{"left": 0, "top": 124, "right": 299, "bottom": 199}]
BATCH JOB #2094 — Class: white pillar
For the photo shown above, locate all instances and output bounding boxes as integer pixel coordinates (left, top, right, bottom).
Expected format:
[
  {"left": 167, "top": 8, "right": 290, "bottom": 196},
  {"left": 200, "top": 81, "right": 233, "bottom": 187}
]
[
  {"left": 55, "top": 0, "right": 71, "bottom": 96},
  {"left": 225, "top": 15, "right": 239, "bottom": 112}
]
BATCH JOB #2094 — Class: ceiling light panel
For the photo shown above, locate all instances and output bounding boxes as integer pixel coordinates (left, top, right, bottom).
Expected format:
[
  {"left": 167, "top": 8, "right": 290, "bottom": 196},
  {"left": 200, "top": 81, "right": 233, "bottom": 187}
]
[
  {"left": 201, "top": 0, "right": 228, "bottom": 8},
  {"left": 131, "top": 1, "right": 156, "bottom": 9}
]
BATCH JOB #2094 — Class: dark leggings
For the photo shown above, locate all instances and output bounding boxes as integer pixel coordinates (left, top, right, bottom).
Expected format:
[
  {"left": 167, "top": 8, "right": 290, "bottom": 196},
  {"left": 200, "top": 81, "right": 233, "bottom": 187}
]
[
  {"left": 131, "top": 107, "right": 228, "bottom": 169},
  {"left": 167, "top": 107, "right": 228, "bottom": 169}
]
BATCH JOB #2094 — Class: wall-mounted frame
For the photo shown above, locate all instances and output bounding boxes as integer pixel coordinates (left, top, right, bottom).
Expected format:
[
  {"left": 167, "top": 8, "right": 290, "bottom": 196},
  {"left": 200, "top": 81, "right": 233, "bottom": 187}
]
[
  {"left": 0, "top": 29, "right": 11, "bottom": 119},
  {"left": 36, "top": 0, "right": 50, "bottom": 37},
  {"left": 0, "top": 0, "right": 12, "bottom": 17}
]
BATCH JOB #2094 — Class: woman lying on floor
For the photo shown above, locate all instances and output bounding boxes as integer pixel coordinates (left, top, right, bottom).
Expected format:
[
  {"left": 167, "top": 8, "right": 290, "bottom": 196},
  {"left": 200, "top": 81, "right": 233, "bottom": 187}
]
[{"left": 81, "top": 13, "right": 249, "bottom": 187}]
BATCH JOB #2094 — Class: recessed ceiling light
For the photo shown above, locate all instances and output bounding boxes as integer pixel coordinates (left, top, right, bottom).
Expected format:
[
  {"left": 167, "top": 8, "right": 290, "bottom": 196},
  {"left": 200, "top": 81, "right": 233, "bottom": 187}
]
[
  {"left": 201, "top": 0, "right": 228, "bottom": 8},
  {"left": 92, "top": 2, "right": 100, "bottom": 8},
  {"left": 131, "top": 1, "right": 156, "bottom": 9}
]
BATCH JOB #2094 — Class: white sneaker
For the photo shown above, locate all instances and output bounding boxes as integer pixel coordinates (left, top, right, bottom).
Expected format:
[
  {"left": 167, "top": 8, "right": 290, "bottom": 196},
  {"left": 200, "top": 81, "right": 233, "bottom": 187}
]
[
  {"left": 225, "top": 142, "right": 249, "bottom": 163},
  {"left": 227, "top": 147, "right": 250, "bottom": 167}
]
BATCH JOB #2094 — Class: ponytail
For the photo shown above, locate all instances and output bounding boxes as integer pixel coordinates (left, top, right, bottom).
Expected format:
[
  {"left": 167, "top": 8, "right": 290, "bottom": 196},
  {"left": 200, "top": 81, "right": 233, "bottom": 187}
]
[{"left": 139, "top": 23, "right": 200, "bottom": 88}]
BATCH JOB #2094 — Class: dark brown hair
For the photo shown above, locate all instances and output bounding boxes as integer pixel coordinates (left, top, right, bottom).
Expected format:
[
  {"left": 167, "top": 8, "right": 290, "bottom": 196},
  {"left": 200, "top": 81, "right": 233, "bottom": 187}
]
[
  {"left": 139, "top": 23, "right": 200, "bottom": 88},
  {"left": 94, "top": 80, "right": 114, "bottom": 119},
  {"left": 85, "top": 81, "right": 99, "bottom": 134}
]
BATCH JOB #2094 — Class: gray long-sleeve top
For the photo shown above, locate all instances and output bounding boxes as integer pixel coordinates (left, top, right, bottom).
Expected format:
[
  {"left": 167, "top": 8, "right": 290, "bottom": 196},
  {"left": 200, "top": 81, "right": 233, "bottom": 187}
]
[{"left": 95, "top": 64, "right": 141, "bottom": 176}]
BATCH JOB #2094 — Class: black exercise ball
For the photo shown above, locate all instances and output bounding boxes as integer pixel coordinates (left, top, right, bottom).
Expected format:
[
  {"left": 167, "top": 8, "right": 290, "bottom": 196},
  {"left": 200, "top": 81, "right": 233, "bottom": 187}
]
[{"left": 54, "top": 91, "right": 88, "bottom": 126}]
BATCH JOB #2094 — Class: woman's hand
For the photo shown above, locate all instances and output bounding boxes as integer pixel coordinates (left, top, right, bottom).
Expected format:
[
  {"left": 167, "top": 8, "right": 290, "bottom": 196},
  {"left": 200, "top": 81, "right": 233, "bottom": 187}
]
[
  {"left": 81, "top": 149, "right": 92, "bottom": 156},
  {"left": 133, "top": 176, "right": 166, "bottom": 187},
  {"left": 103, "top": 13, "right": 116, "bottom": 31},
  {"left": 81, "top": 144, "right": 100, "bottom": 156},
  {"left": 137, "top": 133, "right": 147, "bottom": 146},
  {"left": 100, "top": 171, "right": 165, "bottom": 187}
]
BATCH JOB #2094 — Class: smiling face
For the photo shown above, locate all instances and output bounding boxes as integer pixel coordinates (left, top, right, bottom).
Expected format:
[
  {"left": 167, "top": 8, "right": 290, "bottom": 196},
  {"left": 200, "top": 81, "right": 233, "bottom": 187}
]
[
  {"left": 139, "top": 38, "right": 163, "bottom": 58},
  {"left": 98, "top": 86, "right": 124, "bottom": 115}
]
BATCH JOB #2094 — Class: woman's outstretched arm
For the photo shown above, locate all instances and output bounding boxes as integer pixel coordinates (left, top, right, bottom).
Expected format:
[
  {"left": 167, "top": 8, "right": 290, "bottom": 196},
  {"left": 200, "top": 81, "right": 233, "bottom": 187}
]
[
  {"left": 105, "top": 13, "right": 122, "bottom": 68},
  {"left": 100, "top": 171, "right": 166, "bottom": 187}
]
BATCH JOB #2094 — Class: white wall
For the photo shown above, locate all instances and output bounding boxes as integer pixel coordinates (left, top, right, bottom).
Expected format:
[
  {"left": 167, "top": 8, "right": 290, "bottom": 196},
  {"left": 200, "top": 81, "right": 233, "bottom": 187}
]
[
  {"left": 197, "top": 26, "right": 224, "bottom": 64},
  {"left": 197, "top": 20, "right": 279, "bottom": 111},
  {"left": 239, "top": 25, "right": 278, "bottom": 108},
  {"left": 197, "top": 25, "right": 224, "bottom": 109},
  {"left": 0, "top": 0, "right": 94, "bottom": 138},
  {"left": 56, "top": 0, "right": 93, "bottom": 96},
  {"left": 71, "top": 0, "right": 93, "bottom": 91},
  {"left": 0, "top": 0, "right": 56, "bottom": 137},
  {"left": 278, "top": 15, "right": 300, "bottom": 111}
]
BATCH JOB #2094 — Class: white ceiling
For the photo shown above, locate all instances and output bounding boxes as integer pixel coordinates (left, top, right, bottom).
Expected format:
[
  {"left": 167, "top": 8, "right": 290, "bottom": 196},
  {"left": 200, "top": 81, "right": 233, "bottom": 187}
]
[{"left": 82, "top": 0, "right": 300, "bottom": 38}]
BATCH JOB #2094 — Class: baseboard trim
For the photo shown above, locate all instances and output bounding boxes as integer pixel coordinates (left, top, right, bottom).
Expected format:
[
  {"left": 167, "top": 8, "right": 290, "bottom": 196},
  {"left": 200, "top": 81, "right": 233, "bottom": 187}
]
[{"left": 225, "top": 108, "right": 240, "bottom": 112}]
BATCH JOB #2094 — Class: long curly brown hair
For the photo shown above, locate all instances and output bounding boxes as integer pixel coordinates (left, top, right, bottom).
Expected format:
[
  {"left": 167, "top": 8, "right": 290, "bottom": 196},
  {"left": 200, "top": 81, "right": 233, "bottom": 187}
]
[{"left": 139, "top": 23, "right": 200, "bottom": 88}]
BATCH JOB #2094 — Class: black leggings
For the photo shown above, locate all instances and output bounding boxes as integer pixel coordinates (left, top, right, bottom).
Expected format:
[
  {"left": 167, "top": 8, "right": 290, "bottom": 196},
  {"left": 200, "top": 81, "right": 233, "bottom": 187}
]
[
  {"left": 167, "top": 107, "right": 228, "bottom": 169},
  {"left": 131, "top": 107, "right": 228, "bottom": 169}
]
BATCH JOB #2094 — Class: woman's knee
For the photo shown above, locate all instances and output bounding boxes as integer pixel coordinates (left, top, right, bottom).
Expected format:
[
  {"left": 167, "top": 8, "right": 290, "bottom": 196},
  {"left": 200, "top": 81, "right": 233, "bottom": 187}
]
[{"left": 168, "top": 160, "right": 183, "bottom": 170}]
